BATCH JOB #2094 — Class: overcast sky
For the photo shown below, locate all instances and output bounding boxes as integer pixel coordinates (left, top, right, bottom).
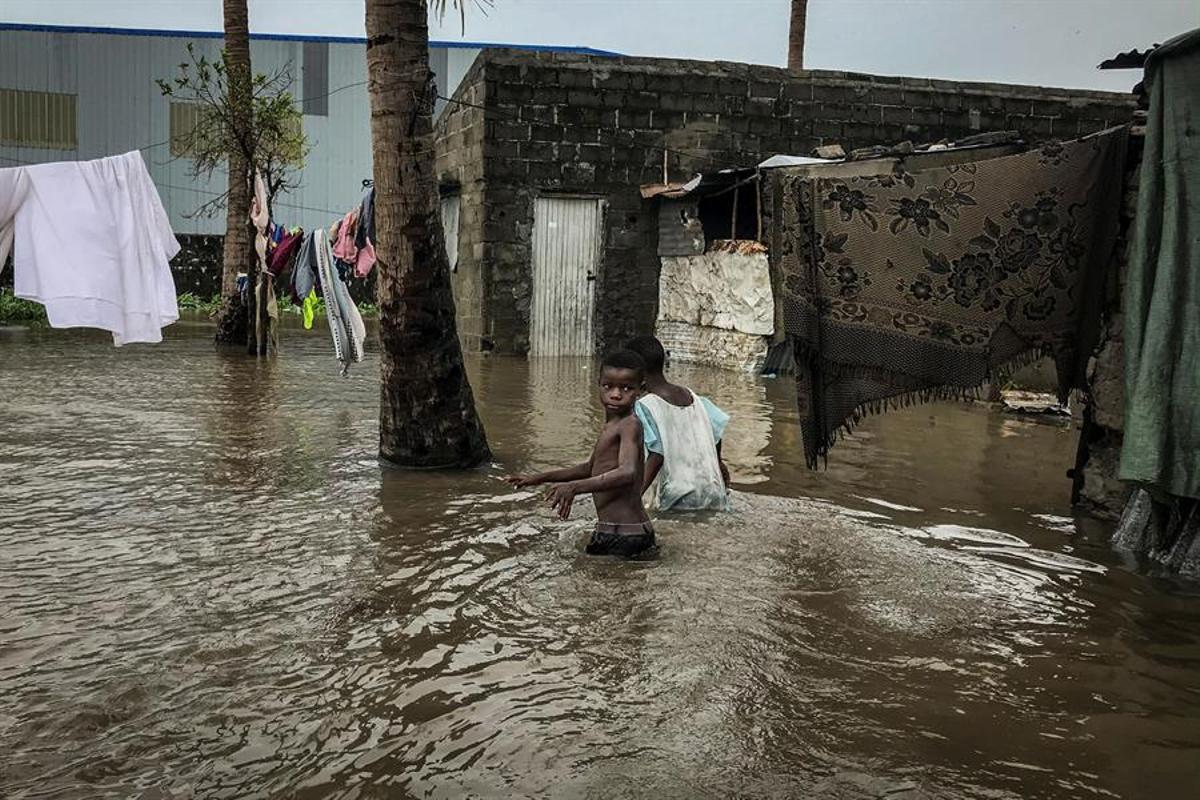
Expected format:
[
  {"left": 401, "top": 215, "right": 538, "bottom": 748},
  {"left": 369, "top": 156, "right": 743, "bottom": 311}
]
[{"left": 2, "top": 0, "right": 1197, "bottom": 92}]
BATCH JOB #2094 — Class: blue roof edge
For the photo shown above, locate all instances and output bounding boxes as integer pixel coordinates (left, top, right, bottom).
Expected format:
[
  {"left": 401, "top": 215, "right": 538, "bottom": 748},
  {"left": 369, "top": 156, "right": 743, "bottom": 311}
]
[{"left": 0, "top": 21, "right": 622, "bottom": 56}]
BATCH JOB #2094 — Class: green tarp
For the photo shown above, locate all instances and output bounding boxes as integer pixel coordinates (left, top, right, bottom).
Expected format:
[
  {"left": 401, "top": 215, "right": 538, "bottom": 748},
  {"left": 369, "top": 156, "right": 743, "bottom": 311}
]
[{"left": 1120, "top": 28, "right": 1200, "bottom": 500}]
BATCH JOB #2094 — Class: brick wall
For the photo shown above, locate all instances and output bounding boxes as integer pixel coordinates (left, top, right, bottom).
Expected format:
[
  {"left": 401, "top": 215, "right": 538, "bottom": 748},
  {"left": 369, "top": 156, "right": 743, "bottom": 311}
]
[{"left": 436, "top": 50, "right": 1136, "bottom": 355}]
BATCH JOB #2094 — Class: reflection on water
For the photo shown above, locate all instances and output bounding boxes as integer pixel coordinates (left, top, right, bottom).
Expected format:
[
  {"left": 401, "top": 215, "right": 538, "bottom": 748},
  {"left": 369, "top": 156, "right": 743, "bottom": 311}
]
[{"left": 1, "top": 323, "right": 1198, "bottom": 799}]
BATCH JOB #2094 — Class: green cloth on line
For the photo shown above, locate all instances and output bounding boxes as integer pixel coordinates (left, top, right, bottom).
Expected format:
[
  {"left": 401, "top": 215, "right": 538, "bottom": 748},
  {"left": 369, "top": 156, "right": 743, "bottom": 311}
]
[
  {"left": 303, "top": 289, "right": 319, "bottom": 330},
  {"left": 1120, "top": 28, "right": 1200, "bottom": 500}
]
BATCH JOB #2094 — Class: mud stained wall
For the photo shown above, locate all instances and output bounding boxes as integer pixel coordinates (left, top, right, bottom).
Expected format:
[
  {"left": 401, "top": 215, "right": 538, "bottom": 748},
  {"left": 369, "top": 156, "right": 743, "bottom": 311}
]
[
  {"left": 434, "top": 49, "right": 1136, "bottom": 355},
  {"left": 1078, "top": 128, "right": 1144, "bottom": 518}
]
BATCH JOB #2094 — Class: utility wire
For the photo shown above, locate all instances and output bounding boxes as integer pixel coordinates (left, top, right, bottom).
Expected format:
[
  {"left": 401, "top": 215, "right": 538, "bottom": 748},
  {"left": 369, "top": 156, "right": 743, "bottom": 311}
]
[{"left": 1, "top": 72, "right": 719, "bottom": 212}]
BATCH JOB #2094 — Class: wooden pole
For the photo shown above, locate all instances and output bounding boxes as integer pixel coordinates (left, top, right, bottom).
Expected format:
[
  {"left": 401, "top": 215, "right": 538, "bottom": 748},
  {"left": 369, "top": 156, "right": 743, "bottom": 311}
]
[{"left": 731, "top": 184, "right": 740, "bottom": 240}]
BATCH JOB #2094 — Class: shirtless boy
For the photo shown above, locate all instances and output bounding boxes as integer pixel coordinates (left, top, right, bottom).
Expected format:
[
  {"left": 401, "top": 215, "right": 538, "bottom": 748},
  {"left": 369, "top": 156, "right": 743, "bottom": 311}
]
[{"left": 505, "top": 350, "right": 655, "bottom": 558}]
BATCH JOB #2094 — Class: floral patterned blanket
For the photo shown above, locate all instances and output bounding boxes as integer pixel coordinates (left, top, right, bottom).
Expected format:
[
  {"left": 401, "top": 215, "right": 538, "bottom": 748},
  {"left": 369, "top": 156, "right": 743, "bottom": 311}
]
[{"left": 777, "top": 128, "right": 1128, "bottom": 466}]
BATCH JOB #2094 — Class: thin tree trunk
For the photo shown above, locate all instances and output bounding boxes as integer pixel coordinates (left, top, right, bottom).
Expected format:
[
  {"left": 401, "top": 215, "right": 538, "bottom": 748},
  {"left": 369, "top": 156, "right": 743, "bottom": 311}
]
[
  {"left": 216, "top": 0, "right": 255, "bottom": 348},
  {"left": 365, "top": 0, "right": 490, "bottom": 468},
  {"left": 788, "top": 0, "right": 808, "bottom": 72}
]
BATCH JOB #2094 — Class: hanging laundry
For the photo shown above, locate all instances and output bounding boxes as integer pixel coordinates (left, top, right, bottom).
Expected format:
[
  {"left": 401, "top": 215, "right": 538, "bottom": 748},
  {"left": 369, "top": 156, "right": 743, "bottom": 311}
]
[
  {"left": 268, "top": 227, "right": 304, "bottom": 278},
  {"left": 332, "top": 206, "right": 377, "bottom": 279},
  {"left": 313, "top": 228, "right": 365, "bottom": 375},
  {"left": 354, "top": 187, "right": 375, "bottom": 249},
  {"left": 251, "top": 173, "right": 270, "bottom": 272},
  {"left": 0, "top": 151, "right": 180, "bottom": 345},
  {"left": 0, "top": 167, "right": 28, "bottom": 270},
  {"left": 777, "top": 128, "right": 1128, "bottom": 466},
  {"left": 302, "top": 288, "right": 319, "bottom": 330},
  {"left": 354, "top": 239, "right": 377, "bottom": 279},
  {"left": 1119, "top": 29, "right": 1200, "bottom": 500},
  {"left": 290, "top": 231, "right": 318, "bottom": 305},
  {"left": 256, "top": 272, "right": 280, "bottom": 353},
  {"left": 332, "top": 208, "right": 359, "bottom": 261}
]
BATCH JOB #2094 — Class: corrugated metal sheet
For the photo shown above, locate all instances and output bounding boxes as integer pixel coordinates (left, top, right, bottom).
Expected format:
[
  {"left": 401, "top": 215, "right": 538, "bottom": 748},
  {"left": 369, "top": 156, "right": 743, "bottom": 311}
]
[{"left": 530, "top": 197, "right": 602, "bottom": 357}]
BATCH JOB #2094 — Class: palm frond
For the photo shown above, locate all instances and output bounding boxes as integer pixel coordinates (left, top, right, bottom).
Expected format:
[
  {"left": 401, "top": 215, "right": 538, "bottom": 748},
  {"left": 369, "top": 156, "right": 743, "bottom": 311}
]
[{"left": 430, "top": 0, "right": 494, "bottom": 33}]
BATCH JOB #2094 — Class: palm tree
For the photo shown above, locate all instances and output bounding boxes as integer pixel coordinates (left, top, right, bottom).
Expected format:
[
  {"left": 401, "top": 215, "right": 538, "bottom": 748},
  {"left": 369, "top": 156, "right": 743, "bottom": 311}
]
[
  {"left": 217, "top": 0, "right": 255, "bottom": 349},
  {"left": 788, "top": 0, "right": 808, "bottom": 72},
  {"left": 364, "top": 0, "right": 491, "bottom": 468}
]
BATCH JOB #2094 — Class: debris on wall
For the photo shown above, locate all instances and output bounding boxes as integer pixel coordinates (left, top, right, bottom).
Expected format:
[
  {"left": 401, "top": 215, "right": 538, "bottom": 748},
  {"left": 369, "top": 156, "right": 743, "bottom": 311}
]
[
  {"left": 657, "top": 200, "right": 705, "bottom": 256},
  {"left": 657, "top": 320, "right": 769, "bottom": 373},
  {"left": 656, "top": 245, "right": 774, "bottom": 372}
]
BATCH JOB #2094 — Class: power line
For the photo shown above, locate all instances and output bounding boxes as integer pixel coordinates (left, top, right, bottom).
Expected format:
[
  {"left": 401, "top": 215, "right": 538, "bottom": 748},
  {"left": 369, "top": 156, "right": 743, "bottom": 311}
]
[
  {"left": 3, "top": 73, "right": 720, "bottom": 214},
  {"left": 153, "top": 182, "right": 348, "bottom": 218},
  {"left": 0, "top": 154, "right": 349, "bottom": 218}
]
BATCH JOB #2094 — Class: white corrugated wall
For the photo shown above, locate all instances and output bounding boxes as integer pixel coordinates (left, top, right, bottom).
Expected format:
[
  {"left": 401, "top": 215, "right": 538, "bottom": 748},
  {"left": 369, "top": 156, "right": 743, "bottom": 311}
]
[
  {"left": 529, "top": 196, "right": 602, "bottom": 357},
  {"left": 0, "top": 28, "right": 473, "bottom": 237}
]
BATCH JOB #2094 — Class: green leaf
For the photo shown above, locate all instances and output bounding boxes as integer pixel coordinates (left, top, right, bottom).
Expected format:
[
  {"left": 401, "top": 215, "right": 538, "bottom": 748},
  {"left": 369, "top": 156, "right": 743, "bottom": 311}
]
[{"left": 984, "top": 217, "right": 1002, "bottom": 238}]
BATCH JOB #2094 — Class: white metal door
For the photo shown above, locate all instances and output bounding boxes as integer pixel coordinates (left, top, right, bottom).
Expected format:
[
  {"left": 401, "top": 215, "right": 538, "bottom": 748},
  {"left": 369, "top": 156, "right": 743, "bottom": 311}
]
[{"left": 530, "top": 196, "right": 602, "bottom": 356}]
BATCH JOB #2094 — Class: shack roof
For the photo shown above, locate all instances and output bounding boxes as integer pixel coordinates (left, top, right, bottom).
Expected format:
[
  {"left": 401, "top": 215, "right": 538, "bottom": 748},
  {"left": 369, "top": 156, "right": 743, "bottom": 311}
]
[{"left": 639, "top": 135, "right": 1028, "bottom": 201}]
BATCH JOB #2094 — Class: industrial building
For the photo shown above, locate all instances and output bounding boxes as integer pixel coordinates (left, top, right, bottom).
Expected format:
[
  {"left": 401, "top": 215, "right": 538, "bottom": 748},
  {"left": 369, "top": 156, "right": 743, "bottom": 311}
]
[{"left": 0, "top": 22, "right": 617, "bottom": 235}]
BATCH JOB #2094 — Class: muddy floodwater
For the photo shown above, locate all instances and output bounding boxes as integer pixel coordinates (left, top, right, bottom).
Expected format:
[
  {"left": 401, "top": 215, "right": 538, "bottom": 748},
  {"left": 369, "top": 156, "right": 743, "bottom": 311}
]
[{"left": 1, "top": 321, "right": 1198, "bottom": 800}]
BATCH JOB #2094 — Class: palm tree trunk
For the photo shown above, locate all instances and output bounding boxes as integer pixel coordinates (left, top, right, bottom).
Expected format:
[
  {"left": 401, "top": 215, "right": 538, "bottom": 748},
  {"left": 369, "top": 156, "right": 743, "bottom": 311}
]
[
  {"left": 365, "top": 0, "right": 491, "bottom": 468},
  {"left": 788, "top": 0, "right": 808, "bottom": 72},
  {"left": 216, "top": 0, "right": 255, "bottom": 348}
]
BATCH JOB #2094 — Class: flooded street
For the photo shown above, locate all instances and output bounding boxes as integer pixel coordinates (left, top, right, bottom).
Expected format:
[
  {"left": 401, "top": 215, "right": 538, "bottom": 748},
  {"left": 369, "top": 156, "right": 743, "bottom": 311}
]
[{"left": 1, "top": 322, "right": 1198, "bottom": 799}]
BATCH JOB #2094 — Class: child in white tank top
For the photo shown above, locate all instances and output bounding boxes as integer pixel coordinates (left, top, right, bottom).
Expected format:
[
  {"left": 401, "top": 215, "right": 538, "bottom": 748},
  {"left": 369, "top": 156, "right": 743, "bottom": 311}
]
[{"left": 626, "top": 336, "right": 731, "bottom": 512}]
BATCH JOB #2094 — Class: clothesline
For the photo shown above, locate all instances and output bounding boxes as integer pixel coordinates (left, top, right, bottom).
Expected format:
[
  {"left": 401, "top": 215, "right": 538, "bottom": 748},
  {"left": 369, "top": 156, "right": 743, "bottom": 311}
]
[
  {"left": 0, "top": 155, "right": 350, "bottom": 218},
  {"left": 246, "top": 169, "right": 376, "bottom": 375}
]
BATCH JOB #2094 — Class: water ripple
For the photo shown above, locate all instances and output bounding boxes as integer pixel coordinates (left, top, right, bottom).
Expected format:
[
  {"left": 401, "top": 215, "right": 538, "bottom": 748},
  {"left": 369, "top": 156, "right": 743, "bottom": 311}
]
[{"left": 1, "top": 328, "right": 1198, "bottom": 798}]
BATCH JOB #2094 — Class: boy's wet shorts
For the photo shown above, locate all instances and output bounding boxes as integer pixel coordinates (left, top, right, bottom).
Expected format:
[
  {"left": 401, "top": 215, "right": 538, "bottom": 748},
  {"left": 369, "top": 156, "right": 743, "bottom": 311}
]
[{"left": 586, "top": 521, "right": 657, "bottom": 558}]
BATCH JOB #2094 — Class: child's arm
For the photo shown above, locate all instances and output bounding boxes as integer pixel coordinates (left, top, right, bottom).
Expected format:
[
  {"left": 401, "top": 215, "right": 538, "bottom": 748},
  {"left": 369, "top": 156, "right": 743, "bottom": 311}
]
[
  {"left": 506, "top": 461, "right": 591, "bottom": 488},
  {"left": 546, "top": 419, "right": 642, "bottom": 519},
  {"left": 642, "top": 452, "right": 664, "bottom": 493},
  {"left": 701, "top": 396, "right": 732, "bottom": 488}
]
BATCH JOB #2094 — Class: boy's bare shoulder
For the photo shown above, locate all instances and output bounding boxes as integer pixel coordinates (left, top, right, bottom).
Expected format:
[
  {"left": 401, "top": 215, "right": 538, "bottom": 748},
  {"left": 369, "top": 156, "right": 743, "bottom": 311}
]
[{"left": 619, "top": 415, "right": 643, "bottom": 435}]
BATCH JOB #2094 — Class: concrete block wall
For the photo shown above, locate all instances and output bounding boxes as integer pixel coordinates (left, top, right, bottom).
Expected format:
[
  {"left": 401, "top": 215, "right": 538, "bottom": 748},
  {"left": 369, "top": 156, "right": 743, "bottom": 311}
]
[
  {"left": 437, "top": 49, "right": 1136, "bottom": 355},
  {"left": 435, "top": 66, "right": 490, "bottom": 351}
]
